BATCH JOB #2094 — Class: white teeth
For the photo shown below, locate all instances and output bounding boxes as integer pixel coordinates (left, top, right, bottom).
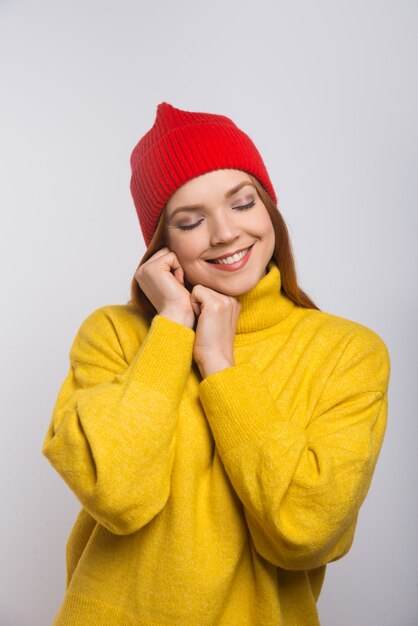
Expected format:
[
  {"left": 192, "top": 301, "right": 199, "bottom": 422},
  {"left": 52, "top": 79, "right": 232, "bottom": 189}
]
[{"left": 211, "top": 247, "right": 250, "bottom": 265}]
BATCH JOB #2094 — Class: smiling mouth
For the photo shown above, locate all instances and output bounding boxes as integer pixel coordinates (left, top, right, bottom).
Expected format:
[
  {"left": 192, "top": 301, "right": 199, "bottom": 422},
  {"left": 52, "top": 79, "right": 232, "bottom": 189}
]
[{"left": 206, "top": 244, "right": 254, "bottom": 265}]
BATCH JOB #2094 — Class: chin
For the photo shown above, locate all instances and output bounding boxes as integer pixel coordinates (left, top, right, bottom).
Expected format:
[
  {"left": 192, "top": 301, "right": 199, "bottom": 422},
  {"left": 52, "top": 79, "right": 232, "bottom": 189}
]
[
  {"left": 184, "top": 261, "right": 268, "bottom": 296},
  {"left": 207, "top": 272, "right": 262, "bottom": 297},
  {"left": 224, "top": 280, "right": 259, "bottom": 297}
]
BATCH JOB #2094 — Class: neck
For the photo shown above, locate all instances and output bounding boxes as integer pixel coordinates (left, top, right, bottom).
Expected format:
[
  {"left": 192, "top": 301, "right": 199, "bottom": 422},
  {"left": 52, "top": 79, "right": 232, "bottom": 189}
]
[{"left": 234, "top": 260, "right": 296, "bottom": 335}]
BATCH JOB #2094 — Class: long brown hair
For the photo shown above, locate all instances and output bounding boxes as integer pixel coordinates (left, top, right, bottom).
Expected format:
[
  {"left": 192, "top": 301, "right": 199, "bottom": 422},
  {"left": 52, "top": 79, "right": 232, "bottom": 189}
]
[{"left": 127, "top": 173, "right": 320, "bottom": 317}]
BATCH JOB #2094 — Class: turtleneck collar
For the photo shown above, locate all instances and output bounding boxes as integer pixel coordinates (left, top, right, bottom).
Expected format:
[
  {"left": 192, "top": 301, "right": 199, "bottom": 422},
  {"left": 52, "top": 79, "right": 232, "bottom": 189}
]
[{"left": 235, "top": 260, "right": 297, "bottom": 335}]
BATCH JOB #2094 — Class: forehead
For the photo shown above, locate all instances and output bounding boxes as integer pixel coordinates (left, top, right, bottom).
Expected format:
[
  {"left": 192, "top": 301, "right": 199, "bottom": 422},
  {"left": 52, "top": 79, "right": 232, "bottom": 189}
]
[{"left": 166, "top": 169, "right": 253, "bottom": 210}]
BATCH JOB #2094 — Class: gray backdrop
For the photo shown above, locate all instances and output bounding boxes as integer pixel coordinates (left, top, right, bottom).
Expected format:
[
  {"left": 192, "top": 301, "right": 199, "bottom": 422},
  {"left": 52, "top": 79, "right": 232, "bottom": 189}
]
[{"left": 1, "top": 1, "right": 416, "bottom": 624}]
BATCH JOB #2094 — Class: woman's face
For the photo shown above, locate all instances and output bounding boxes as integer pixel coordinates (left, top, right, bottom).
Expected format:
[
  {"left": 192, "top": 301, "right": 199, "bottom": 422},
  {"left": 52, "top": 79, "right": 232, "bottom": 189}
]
[{"left": 164, "top": 169, "right": 275, "bottom": 296}]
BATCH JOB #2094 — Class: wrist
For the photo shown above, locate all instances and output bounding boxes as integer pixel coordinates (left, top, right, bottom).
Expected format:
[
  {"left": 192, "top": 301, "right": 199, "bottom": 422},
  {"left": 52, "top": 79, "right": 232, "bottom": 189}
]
[
  {"left": 197, "top": 356, "right": 234, "bottom": 379},
  {"left": 159, "top": 308, "right": 195, "bottom": 329}
]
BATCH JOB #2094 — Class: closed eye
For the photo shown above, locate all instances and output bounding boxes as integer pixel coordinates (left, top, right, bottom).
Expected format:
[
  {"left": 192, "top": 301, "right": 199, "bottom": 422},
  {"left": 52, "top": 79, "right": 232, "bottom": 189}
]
[
  {"left": 233, "top": 200, "right": 256, "bottom": 211},
  {"left": 177, "top": 200, "right": 256, "bottom": 231},
  {"left": 177, "top": 219, "right": 204, "bottom": 231}
]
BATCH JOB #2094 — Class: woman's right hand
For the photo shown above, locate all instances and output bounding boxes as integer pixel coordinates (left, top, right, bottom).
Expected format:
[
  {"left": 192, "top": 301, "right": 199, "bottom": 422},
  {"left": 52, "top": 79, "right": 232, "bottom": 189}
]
[{"left": 135, "top": 247, "right": 195, "bottom": 329}]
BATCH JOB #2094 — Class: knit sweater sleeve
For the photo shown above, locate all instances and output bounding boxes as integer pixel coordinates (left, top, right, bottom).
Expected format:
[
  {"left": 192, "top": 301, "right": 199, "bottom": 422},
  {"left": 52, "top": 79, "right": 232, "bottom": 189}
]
[
  {"left": 198, "top": 326, "right": 390, "bottom": 571},
  {"left": 42, "top": 308, "right": 195, "bottom": 535}
]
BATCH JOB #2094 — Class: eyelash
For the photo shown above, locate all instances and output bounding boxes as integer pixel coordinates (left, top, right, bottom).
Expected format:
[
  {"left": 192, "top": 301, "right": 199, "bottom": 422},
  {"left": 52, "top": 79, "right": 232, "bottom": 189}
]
[{"left": 177, "top": 200, "right": 256, "bottom": 231}]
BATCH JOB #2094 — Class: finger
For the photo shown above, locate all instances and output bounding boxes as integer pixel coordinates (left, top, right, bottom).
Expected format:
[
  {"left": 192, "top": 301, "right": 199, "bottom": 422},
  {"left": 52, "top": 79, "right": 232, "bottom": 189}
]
[
  {"left": 137, "top": 247, "right": 169, "bottom": 272},
  {"left": 147, "top": 246, "right": 171, "bottom": 260},
  {"left": 160, "top": 250, "right": 184, "bottom": 278},
  {"left": 191, "top": 284, "right": 234, "bottom": 304},
  {"left": 190, "top": 284, "right": 214, "bottom": 303},
  {"left": 190, "top": 300, "right": 201, "bottom": 316},
  {"left": 189, "top": 290, "right": 202, "bottom": 315},
  {"left": 172, "top": 263, "right": 185, "bottom": 284},
  {"left": 139, "top": 247, "right": 170, "bottom": 270},
  {"left": 146, "top": 248, "right": 180, "bottom": 272},
  {"left": 138, "top": 249, "right": 182, "bottom": 287}
]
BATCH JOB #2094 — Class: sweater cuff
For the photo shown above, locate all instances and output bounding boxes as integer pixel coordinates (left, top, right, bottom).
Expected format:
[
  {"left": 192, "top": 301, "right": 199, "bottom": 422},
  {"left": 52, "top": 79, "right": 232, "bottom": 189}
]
[
  {"left": 125, "top": 314, "right": 195, "bottom": 397},
  {"left": 199, "top": 362, "right": 303, "bottom": 454}
]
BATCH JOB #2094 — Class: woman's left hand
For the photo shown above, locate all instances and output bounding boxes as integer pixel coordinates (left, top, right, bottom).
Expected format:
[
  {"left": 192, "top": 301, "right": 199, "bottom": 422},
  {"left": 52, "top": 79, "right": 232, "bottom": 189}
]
[{"left": 190, "top": 285, "right": 241, "bottom": 379}]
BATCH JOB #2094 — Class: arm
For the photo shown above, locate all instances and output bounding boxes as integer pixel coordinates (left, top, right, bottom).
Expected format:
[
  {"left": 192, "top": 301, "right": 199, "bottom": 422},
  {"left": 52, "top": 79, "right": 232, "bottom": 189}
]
[
  {"left": 42, "top": 308, "right": 195, "bottom": 535},
  {"left": 198, "top": 327, "right": 390, "bottom": 570}
]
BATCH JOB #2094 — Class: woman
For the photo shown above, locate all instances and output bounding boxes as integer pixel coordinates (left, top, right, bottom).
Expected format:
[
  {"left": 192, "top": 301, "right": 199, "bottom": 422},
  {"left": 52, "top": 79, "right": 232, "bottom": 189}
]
[{"left": 42, "top": 102, "right": 391, "bottom": 625}]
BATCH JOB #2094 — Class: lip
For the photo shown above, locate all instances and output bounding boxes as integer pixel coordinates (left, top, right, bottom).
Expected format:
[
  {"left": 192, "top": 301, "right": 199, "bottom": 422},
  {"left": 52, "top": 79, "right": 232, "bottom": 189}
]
[
  {"left": 205, "top": 244, "right": 254, "bottom": 272},
  {"left": 206, "top": 244, "right": 254, "bottom": 262}
]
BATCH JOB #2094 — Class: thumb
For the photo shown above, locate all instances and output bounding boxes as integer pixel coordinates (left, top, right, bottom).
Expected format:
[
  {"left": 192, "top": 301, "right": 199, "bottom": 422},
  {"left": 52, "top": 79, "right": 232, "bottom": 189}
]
[
  {"left": 190, "top": 291, "right": 201, "bottom": 316},
  {"left": 170, "top": 260, "right": 185, "bottom": 285}
]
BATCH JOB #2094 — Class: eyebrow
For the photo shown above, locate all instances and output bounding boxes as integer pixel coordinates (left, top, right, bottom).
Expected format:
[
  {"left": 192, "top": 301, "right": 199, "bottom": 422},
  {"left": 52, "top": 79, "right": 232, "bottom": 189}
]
[{"left": 168, "top": 181, "right": 256, "bottom": 220}]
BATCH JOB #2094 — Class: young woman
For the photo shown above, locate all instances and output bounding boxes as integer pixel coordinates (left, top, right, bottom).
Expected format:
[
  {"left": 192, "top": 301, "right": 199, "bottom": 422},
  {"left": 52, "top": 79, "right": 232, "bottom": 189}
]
[{"left": 42, "top": 102, "right": 391, "bottom": 626}]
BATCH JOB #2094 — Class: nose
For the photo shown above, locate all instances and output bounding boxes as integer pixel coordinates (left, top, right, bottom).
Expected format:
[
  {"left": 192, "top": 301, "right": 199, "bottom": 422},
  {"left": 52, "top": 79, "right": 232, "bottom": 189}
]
[{"left": 209, "top": 211, "right": 241, "bottom": 246}]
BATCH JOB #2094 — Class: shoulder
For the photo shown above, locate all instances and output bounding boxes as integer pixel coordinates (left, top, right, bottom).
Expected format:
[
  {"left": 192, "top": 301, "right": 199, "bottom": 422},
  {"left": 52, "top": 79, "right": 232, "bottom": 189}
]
[
  {"left": 320, "top": 309, "right": 388, "bottom": 357},
  {"left": 297, "top": 306, "right": 389, "bottom": 356},
  {"left": 70, "top": 303, "right": 151, "bottom": 366},
  {"left": 300, "top": 308, "right": 391, "bottom": 396}
]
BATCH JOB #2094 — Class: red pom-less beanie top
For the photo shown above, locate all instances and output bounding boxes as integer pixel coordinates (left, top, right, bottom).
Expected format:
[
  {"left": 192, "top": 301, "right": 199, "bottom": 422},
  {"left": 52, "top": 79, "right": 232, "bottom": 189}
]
[{"left": 130, "top": 102, "right": 278, "bottom": 247}]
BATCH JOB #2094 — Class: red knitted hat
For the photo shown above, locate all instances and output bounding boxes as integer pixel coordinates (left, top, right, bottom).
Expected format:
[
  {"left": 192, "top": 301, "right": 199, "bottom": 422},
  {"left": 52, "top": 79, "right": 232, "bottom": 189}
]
[{"left": 130, "top": 102, "right": 277, "bottom": 246}]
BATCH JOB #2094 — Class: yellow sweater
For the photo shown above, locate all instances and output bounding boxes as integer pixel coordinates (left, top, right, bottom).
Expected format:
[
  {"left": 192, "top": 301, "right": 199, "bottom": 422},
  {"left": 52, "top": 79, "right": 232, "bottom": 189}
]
[{"left": 42, "top": 261, "right": 390, "bottom": 626}]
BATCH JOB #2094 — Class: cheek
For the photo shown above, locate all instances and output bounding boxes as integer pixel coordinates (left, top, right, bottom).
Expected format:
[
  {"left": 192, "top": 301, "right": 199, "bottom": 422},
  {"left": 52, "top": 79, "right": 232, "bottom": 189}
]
[
  {"left": 266, "top": 221, "right": 275, "bottom": 242},
  {"left": 259, "top": 216, "right": 276, "bottom": 252},
  {"left": 253, "top": 212, "right": 274, "bottom": 239},
  {"left": 167, "top": 235, "right": 200, "bottom": 264}
]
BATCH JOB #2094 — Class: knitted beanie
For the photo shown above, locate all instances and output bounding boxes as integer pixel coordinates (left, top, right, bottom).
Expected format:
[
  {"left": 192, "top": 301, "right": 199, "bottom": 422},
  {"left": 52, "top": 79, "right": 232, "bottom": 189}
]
[{"left": 130, "top": 102, "right": 277, "bottom": 247}]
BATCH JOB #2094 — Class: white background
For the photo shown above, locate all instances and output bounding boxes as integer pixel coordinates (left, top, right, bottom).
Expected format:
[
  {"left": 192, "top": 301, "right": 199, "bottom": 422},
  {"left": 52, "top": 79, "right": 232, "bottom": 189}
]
[{"left": 1, "top": 1, "right": 417, "bottom": 624}]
